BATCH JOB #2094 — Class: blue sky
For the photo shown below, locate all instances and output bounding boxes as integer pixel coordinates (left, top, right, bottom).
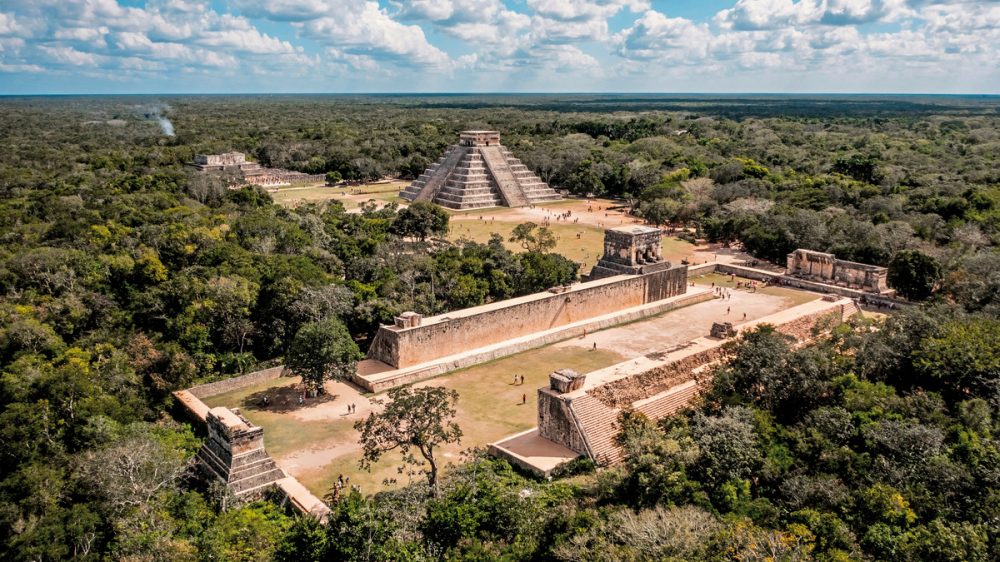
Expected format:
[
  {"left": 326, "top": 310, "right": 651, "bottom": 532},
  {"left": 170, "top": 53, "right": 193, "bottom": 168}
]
[{"left": 0, "top": 0, "right": 997, "bottom": 94}]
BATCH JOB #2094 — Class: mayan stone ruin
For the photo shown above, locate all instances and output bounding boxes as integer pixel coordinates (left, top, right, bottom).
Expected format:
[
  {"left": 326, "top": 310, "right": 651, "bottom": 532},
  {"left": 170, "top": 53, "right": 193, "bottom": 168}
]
[
  {"left": 401, "top": 130, "right": 562, "bottom": 209},
  {"left": 525, "top": 297, "right": 863, "bottom": 468},
  {"left": 189, "top": 151, "right": 323, "bottom": 188},
  {"left": 786, "top": 249, "right": 893, "bottom": 295},
  {"left": 197, "top": 406, "right": 285, "bottom": 498},
  {"left": 590, "top": 225, "right": 671, "bottom": 279}
]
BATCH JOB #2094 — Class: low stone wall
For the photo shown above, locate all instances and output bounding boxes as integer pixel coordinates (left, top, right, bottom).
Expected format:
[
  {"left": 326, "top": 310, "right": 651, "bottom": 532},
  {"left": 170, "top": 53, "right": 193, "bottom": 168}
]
[
  {"left": 367, "top": 265, "right": 688, "bottom": 369},
  {"left": 187, "top": 366, "right": 287, "bottom": 399}
]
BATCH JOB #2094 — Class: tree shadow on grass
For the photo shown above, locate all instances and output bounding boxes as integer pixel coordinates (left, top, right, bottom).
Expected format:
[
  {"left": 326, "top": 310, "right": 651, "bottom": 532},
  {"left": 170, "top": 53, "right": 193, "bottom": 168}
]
[{"left": 241, "top": 385, "right": 340, "bottom": 414}]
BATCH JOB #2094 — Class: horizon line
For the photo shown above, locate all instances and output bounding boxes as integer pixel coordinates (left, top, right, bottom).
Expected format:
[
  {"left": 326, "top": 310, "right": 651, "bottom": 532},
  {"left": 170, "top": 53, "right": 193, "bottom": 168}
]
[{"left": 1, "top": 91, "right": 999, "bottom": 98}]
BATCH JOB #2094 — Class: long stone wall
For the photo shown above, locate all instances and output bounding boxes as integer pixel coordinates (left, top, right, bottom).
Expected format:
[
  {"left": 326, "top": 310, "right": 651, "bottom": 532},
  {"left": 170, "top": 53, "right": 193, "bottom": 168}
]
[
  {"left": 367, "top": 265, "right": 688, "bottom": 369},
  {"left": 187, "top": 366, "right": 286, "bottom": 399}
]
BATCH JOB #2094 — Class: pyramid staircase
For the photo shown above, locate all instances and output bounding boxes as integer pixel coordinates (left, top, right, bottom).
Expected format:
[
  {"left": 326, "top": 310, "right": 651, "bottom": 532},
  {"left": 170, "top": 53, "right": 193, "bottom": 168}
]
[{"left": 401, "top": 131, "right": 561, "bottom": 209}]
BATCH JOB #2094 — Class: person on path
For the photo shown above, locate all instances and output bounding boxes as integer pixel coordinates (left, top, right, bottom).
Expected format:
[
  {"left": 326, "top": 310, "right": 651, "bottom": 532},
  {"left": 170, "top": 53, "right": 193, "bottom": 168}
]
[{"left": 521, "top": 394, "right": 527, "bottom": 405}]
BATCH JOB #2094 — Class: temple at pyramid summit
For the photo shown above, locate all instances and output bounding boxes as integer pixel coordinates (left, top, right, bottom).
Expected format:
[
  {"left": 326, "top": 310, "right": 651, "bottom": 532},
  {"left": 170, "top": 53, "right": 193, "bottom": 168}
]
[{"left": 401, "top": 131, "right": 562, "bottom": 209}]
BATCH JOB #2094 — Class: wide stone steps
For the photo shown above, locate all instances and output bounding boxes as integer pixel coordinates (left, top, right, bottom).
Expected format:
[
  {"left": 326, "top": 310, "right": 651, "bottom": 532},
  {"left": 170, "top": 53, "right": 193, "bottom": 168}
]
[
  {"left": 634, "top": 379, "right": 708, "bottom": 421},
  {"left": 479, "top": 146, "right": 529, "bottom": 207},
  {"left": 402, "top": 142, "right": 561, "bottom": 208},
  {"left": 568, "top": 394, "right": 623, "bottom": 465}
]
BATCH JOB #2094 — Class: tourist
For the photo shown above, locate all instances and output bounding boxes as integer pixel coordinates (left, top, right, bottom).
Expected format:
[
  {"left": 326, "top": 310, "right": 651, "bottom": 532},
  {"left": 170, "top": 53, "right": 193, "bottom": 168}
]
[
  {"left": 520, "top": 375, "right": 525, "bottom": 385},
  {"left": 592, "top": 342, "right": 597, "bottom": 351},
  {"left": 521, "top": 394, "right": 527, "bottom": 405}
]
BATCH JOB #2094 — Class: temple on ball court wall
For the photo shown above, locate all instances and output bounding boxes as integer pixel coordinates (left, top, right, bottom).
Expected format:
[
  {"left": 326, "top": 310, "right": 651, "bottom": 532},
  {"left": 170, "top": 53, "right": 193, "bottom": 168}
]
[
  {"left": 589, "top": 225, "right": 670, "bottom": 279},
  {"left": 400, "top": 131, "right": 562, "bottom": 209}
]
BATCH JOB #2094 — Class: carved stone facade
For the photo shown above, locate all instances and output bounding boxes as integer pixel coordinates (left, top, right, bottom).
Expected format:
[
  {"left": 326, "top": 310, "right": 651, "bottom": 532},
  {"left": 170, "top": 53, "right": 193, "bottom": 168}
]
[
  {"left": 400, "top": 131, "right": 561, "bottom": 209},
  {"left": 590, "top": 225, "right": 669, "bottom": 279},
  {"left": 786, "top": 249, "right": 892, "bottom": 294},
  {"left": 197, "top": 407, "right": 285, "bottom": 498}
]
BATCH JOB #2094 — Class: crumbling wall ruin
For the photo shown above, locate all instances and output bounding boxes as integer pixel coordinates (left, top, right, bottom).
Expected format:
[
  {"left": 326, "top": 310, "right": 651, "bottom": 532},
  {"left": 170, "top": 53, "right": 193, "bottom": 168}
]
[{"left": 786, "top": 249, "right": 890, "bottom": 294}]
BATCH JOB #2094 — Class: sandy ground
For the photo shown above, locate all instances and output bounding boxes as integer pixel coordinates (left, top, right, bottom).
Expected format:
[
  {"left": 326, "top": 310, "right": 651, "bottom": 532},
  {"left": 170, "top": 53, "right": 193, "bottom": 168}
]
[
  {"left": 554, "top": 285, "right": 809, "bottom": 357},
  {"left": 449, "top": 197, "right": 641, "bottom": 230}
]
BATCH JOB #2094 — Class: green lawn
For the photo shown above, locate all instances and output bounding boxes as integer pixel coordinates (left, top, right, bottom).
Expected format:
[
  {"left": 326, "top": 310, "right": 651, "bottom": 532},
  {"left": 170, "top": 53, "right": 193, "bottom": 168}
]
[
  {"left": 201, "top": 344, "right": 622, "bottom": 496},
  {"left": 449, "top": 219, "right": 607, "bottom": 268},
  {"left": 297, "top": 345, "right": 623, "bottom": 495}
]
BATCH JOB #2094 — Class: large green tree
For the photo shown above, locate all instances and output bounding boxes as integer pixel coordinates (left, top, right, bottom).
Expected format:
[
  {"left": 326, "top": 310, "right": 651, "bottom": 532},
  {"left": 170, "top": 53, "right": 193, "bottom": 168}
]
[
  {"left": 888, "top": 250, "right": 942, "bottom": 300},
  {"left": 285, "top": 317, "right": 361, "bottom": 392},
  {"left": 355, "top": 385, "right": 462, "bottom": 496},
  {"left": 390, "top": 201, "right": 449, "bottom": 242}
]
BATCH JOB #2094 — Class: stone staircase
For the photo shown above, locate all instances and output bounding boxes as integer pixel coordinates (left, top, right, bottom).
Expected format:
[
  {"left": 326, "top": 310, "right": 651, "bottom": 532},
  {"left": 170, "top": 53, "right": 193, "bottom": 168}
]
[
  {"left": 479, "top": 145, "right": 529, "bottom": 207},
  {"left": 568, "top": 394, "right": 623, "bottom": 465},
  {"left": 402, "top": 145, "right": 468, "bottom": 202},
  {"left": 198, "top": 445, "right": 286, "bottom": 497},
  {"left": 501, "top": 149, "right": 562, "bottom": 204},
  {"left": 432, "top": 151, "right": 504, "bottom": 209},
  {"left": 401, "top": 133, "right": 561, "bottom": 209}
]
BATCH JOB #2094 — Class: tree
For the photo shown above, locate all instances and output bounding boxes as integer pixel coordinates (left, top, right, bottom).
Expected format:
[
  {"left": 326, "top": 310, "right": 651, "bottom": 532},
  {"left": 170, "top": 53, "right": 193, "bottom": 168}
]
[
  {"left": 355, "top": 385, "right": 462, "bottom": 496},
  {"left": 390, "top": 201, "right": 449, "bottom": 242},
  {"left": 516, "top": 251, "right": 578, "bottom": 294},
  {"left": 914, "top": 318, "right": 1000, "bottom": 406},
  {"left": 641, "top": 198, "right": 680, "bottom": 227},
  {"left": 888, "top": 250, "right": 941, "bottom": 300},
  {"left": 509, "top": 222, "right": 557, "bottom": 253},
  {"left": 285, "top": 318, "right": 361, "bottom": 392}
]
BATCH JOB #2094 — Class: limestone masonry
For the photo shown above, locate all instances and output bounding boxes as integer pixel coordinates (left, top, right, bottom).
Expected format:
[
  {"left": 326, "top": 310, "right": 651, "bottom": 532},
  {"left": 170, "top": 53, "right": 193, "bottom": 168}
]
[
  {"left": 197, "top": 407, "right": 286, "bottom": 498},
  {"left": 366, "top": 264, "right": 688, "bottom": 370},
  {"left": 189, "top": 151, "right": 323, "bottom": 188},
  {"left": 786, "top": 249, "right": 893, "bottom": 295},
  {"left": 518, "top": 298, "right": 863, "bottom": 469},
  {"left": 401, "top": 131, "right": 562, "bottom": 209},
  {"left": 590, "top": 225, "right": 669, "bottom": 279}
]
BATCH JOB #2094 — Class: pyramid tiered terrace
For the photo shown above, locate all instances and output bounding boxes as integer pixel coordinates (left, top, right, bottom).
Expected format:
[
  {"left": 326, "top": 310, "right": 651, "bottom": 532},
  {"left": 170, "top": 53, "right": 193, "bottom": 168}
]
[{"left": 401, "top": 131, "right": 562, "bottom": 209}]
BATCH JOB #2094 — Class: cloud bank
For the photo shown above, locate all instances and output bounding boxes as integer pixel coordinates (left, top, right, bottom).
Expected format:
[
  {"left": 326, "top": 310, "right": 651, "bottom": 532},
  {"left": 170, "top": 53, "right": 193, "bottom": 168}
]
[{"left": 0, "top": 0, "right": 996, "bottom": 93}]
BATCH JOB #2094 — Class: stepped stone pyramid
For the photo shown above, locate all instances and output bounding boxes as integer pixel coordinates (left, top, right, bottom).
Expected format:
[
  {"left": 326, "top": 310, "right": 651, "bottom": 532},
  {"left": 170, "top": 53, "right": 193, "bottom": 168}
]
[
  {"left": 401, "top": 131, "right": 562, "bottom": 209},
  {"left": 198, "top": 407, "right": 286, "bottom": 498}
]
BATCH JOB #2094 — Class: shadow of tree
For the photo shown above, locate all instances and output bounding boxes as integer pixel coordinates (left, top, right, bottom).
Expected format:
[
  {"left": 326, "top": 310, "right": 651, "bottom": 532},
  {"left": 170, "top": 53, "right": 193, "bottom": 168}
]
[{"left": 241, "top": 384, "right": 340, "bottom": 414}]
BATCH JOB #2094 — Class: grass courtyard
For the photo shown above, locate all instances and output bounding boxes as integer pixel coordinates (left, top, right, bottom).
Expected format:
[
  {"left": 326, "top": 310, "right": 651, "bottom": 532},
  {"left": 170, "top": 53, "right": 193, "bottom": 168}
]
[{"left": 202, "top": 345, "right": 623, "bottom": 496}]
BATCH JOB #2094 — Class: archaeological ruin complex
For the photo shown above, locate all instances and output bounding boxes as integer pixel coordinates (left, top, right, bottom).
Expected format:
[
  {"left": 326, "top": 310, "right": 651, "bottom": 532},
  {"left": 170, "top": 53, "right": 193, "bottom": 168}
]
[
  {"left": 188, "top": 151, "right": 323, "bottom": 188},
  {"left": 197, "top": 407, "right": 286, "bottom": 498},
  {"left": 401, "top": 131, "right": 562, "bottom": 209},
  {"left": 493, "top": 296, "right": 863, "bottom": 473},
  {"left": 786, "top": 249, "right": 893, "bottom": 295},
  {"left": 590, "top": 225, "right": 669, "bottom": 279}
]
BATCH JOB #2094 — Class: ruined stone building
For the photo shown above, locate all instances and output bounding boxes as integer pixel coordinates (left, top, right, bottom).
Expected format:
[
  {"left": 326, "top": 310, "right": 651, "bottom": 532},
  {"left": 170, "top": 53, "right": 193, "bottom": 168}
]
[
  {"left": 198, "top": 407, "right": 286, "bottom": 498},
  {"left": 401, "top": 131, "right": 562, "bottom": 209},
  {"left": 786, "top": 249, "right": 892, "bottom": 294},
  {"left": 590, "top": 225, "right": 670, "bottom": 279},
  {"left": 188, "top": 152, "right": 323, "bottom": 188},
  {"left": 517, "top": 297, "right": 862, "bottom": 470}
]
